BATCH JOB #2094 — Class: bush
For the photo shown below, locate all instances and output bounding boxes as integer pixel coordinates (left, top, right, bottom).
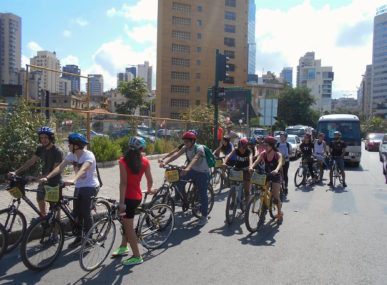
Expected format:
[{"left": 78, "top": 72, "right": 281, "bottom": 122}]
[
  {"left": 153, "top": 139, "right": 178, "bottom": 154},
  {"left": 90, "top": 136, "right": 122, "bottom": 162},
  {"left": 115, "top": 136, "right": 130, "bottom": 155}
]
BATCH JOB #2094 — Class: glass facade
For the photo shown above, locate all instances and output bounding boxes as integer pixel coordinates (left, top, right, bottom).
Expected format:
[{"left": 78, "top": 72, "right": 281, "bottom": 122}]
[{"left": 247, "top": 0, "right": 256, "bottom": 76}]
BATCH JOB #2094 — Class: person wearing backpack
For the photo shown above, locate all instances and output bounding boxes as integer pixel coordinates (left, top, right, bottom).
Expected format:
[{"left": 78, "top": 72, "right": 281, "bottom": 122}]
[
  {"left": 277, "top": 131, "right": 290, "bottom": 196},
  {"left": 159, "top": 131, "right": 210, "bottom": 226}
]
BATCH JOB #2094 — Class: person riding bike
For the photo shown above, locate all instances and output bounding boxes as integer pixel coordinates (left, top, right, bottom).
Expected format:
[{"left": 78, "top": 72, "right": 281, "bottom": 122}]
[
  {"left": 247, "top": 137, "right": 257, "bottom": 161},
  {"left": 112, "top": 136, "right": 156, "bottom": 266},
  {"left": 213, "top": 134, "right": 236, "bottom": 166},
  {"left": 9, "top": 126, "right": 63, "bottom": 217},
  {"left": 300, "top": 132, "right": 316, "bottom": 184},
  {"left": 40, "top": 133, "right": 100, "bottom": 248},
  {"left": 159, "top": 130, "right": 197, "bottom": 165},
  {"left": 256, "top": 135, "right": 265, "bottom": 156},
  {"left": 314, "top": 132, "right": 327, "bottom": 182},
  {"left": 159, "top": 131, "right": 210, "bottom": 226},
  {"left": 277, "top": 132, "right": 290, "bottom": 195},
  {"left": 224, "top": 138, "right": 252, "bottom": 207},
  {"left": 328, "top": 131, "right": 347, "bottom": 187},
  {"left": 251, "top": 136, "right": 283, "bottom": 223}
]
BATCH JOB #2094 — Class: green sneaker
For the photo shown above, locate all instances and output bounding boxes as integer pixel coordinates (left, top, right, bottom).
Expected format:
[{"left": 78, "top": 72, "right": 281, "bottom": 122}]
[
  {"left": 112, "top": 246, "right": 129, "bottom": 256},
  {"left": 122, "top": 256, "right": 143, "bottom": 266}
]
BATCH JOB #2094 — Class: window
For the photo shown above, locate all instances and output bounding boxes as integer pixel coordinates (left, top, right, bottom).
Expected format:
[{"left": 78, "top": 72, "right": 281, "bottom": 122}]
[
  {"left": 224, "top": 76, "right": 234, "bottom": 84},
  {"left": 197, "top": 33, "right": 201, "bottom": 39},
  {"left": 171, "top": 71, "right": 190, "bottom": 80},
  {"left": 172, "top": 58, "right": 190, "bottom": 67},
  {"left": 171, "top": 99, "right": 189, "bottom": 108},
  {"left": 170, "top": 112, "right": 182, "bottom": 119},
  {"left": 172, "top": 2, "right": 191, "bottom": 13},
  {"left": 197, "top": 5, "right": 202, "bottom": 12},
  {"left": 171, "top": 85, "right": 190, "bottom": 94},
  {"left": 224, "top": 24, "right": 235, "bottom": 33},
  {"left": 225, "top": 0, "right": 236, "bottom": 7},
  {"left": 172, "top": 30, "right": 191, "bottom": 40},
  {"left": 196, "top": 87, "right": 200, "bottom": 93},
  {"left": 197, "top": 19, "right": 202, "bottom": 27},
  {"left": 225, "top": 11, "right": 236, "bottom": 20},
  {"left": 172, "top": 16, "right": 191, "bottom": 26},
  {"left": 196, "top": 99, "right": 200, "bottom": 105},
  {"left": 224, "top": 50, "right": 235, "bottom": 59},
  {"left": 197, "top": 46, "right": 201, "bottom": 52},
  {"left": 228, "top": 63, "right": 235, "bottom": 71},
  {"left": 196, "top": 73, "right": 200, "bottom": 79},
  {"left": 196, "top": 60, "right": 201, "bottom": 66},
  {"left": 224, "top": 37, "right": 235, "bottom": 47},
  {"left": 172, "top": 44, "right": 190, "bottom": 53}
]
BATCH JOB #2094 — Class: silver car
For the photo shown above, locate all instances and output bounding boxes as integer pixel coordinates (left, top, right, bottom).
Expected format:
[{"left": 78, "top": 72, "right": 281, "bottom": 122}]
[{"left": 379, "top": 133, "right": 387, "bottom": 162}]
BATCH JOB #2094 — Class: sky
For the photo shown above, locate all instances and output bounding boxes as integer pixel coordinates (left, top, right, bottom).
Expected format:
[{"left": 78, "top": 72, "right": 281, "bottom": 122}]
[{"left": 2, "top": 0, "right": 386, "bottom": 98}]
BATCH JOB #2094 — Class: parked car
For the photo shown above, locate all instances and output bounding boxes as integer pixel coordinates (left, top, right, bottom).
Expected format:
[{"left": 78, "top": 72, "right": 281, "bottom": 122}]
[
  {"left": 137, "top": 129, "right": 156, "bottom": 142},
  {"left": 111, "top": 127, "right": 135, "bottom": 139},
  {"left": 379, "top": 133, "right": 387, "bottom": 161},
  {"left": 75, "top": 129, "right": 109, "bottom": 139},
  {"left": 251, "top": 128, "right": 267, "bottom": 138},
  {"left": 275, "top": 134, "right": 301, "bottom": 159},
  {"left": 365, "top": 133, "right": 384, "bottom": 151}
]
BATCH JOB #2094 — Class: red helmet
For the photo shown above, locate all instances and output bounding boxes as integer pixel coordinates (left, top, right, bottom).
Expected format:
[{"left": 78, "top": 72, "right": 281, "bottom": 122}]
[
  {"left": 238, "top": 138, "right": 248, "bottom": 148},
  {"left": 182, "top": 131, "right": 197, "bottom": 140},
  {"left": 305, "top": 132, "right": 312, "bottom": 137},
  {"left": 264, "top": 136, "right": 277, "bottom": 146}
]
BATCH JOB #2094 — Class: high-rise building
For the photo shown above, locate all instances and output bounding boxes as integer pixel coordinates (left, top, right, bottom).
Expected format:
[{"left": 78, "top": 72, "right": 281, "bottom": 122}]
[
  {"left": 87, "top": 74, "right": 104, "bottom": 97},
  {"left": 372, "top": 5, "right": 387, "bottom": 118},
  {"left": 359, "top": 64, "right": 373, "bottom": 118},
  {"left": 117, "top": 70, "right": 135, "bottom": 86},
  {"left": 280, "top": 67, "right": 293, "bottom": 86},
  {"left": 126, "top": 66, "right": 136, "bottom": 78},
  {"left": 247, "top": 0, "right": 256, "bottom": 78},
  {"left": 62, "top": 64, "right": 81, "bottom": 92},
  {"left": 156, "top": 0, "right": 248, "bottom": 119},
  {"left": 296, "top": 52, "right": 334, "bottom": 112},
  {"left": 0, "top": 13, "right": 21, "bottom": 86},
  {"left": 30, "top": 51, "right": 60, "bottom": 94},
  {"left": 137, "top": 61, "right": 152, "bottom": 93},
  {"left": 58, "top": 77, "right": 71, "bottom": 96}
]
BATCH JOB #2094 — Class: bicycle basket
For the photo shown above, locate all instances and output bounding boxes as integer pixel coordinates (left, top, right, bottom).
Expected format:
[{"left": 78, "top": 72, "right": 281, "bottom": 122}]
[
  {"left": 44, "top": 185, "right": 61, "bottom": 202},
  {"left": 229, "top": 169, "right": 243, "bottom": 181},
  {"left": 7, "top": 186, "right": 24, "bottom": 199},
  {"left": 7, "top": 178, "right": 26, "bottom": 198},
  {"left": 215, "top": 159, "right": 223, "bottom": 168},
  {"left": 165, "top": 169, "right": 179, "bottom": 183},
  {"left": 251, "top": 172, "right": 267, "bottom": 186}
]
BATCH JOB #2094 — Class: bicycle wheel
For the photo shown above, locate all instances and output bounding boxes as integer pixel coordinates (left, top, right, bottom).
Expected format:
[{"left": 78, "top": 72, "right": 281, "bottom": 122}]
[
  {"left": 150, "top": 186, "right": 175, "bottom": 213},
  {"left": 257, "top": 203, "right": 267, "bottom": 231},
  {"left": 0, "top": 208, "right": 27, "bottom": 253},
  {"left": 0, "top": 223, "right": 8, "bottom": 259},
  {"left": 80, "top": 218, "right": 116, "bottom": 271},
  {"left": 225, "top": 187, "right": 237, "bottom": 225},
  {"left": 21, "top": 215, "right": 64, "bottom": 271},
  {"left": 269, "top": 194, "right": 280, "bottom": 219},
  {"left": 338, "top": 169, "right": 343, "bottom": 184},
  {"left": 92, "top": 199, "right": 110, "bottom": 223},
  {"left": 245, "top": 193, "right": 262, "bottom": 233},
  {"left": 294, "top": 167, "right": 305, "bottom": 187},
  {"left": 139, "top": 204, "right": 175, "bottom": 250},
  {"left": 192, "top": 184, "right": 215, "bottom": 218},
  {"left": 210, "top": 169, "right": 222, "bottom": 195}
]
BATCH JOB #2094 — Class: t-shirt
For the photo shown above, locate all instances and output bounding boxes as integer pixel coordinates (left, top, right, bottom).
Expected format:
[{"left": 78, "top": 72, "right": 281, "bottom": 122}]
[
  {"left": 277, "top": 142, "right": 290, "bottom": 162},
  {"left": 120, "top": 156, "right": 149, "bottom": 200},
  {"left": 329, "top": 140, "right": 346, "bottom": 157},
  {"left": 300, "top": 142, "right": 314, "bottom": 158},
  {"left": 235, "top": 148, "right": 251, "bottom": 169},
  {"left": 35, "top": 145, "right": 63, "bottom": 186},
  {"left": 184, "top": 144, "right": 209, "bottom": 173},
  {"left": 221, "top": 142, "right": 236, "bottom": 161},
  {"left": 65, "top": 150, "right": 99, "bottom": 188},
  {"left": 217, "top": 127, "right": 224, "bottom": 140}
]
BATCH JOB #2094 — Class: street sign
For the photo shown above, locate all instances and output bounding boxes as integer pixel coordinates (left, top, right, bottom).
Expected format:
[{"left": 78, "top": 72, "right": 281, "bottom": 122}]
[{"left": 259, "top": 99, "right": 278, "bottom": 126}]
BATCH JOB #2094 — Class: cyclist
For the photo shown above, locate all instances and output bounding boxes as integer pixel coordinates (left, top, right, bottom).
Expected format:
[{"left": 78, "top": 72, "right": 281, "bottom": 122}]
[
  {"left": 224, "top": 138, "right": 252, "bottom": 207},
  {"left": 256, "top": 135, "right": 265, "bottom": 156},
  {"left": 159, "top": 130, "right": 197, "bottom": 164},
  {"left": 250, "top": 136, "right": 283, "bottom": 223},
  {"left": 247, "top": 137, "right": 257, "bottom": 161},
  {"left": 213, "top": 134, "right": 236, "bottom": 166},
  {"left": 9, "top": 126, "right": 63, "bottom": 216},
  {"left": 300, "top": 132, "right": 316, "bottom": 184},
  {"left": 328, "top": 131, "right": 347, "bottom": 187},
  {"left": 40, "top": 133, "right": 99, "bottom": 248},
  {"left": 160, "top": 131, "right": 210, "bottom": 226},
  {"left": 112, "top": 136, "right": 156, "bottom": 266},
  {"left": 314, "top": 132, "right": 327, "bottom": 182},
  {"left": 277, "top": 132, "right": 290, "bottom": 195},
  {"left": 225, "top": 123, "right": 239, "bottom": 145}
]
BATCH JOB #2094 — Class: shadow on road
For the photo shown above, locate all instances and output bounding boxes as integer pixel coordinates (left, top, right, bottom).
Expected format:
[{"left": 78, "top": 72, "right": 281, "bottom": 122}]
[
  {"left": 208, "top": 215, "right": 245, "bottom": 237},
  {"left": 214, "top": 190, "right": 229, "bottom": 203},
  {"left": 238, "top": 219, "right": 279, "bottom": 246}
]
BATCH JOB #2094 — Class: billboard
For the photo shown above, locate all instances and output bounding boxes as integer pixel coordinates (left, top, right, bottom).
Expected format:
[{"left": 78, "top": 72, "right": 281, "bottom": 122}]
[{"left": 259, "top": 98, "right": 278, "bottom": 126}]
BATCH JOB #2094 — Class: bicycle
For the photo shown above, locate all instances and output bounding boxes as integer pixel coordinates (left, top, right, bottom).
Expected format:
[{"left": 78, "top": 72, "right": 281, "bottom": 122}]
[
  {"left": 225, "top": 166, "right": 249, "bottom": 225},
  {"left": 245, "top": 169, "right": 283, "bottom": 233},
  {"left": 329, "top": 156, "right": 344, "bottom": 187},
  {"left": 152, "top": 165, "right": 214, "bottom": 218},
  {"left": 79, "top": 193, "right": 175, "bottom": 271},
  {"left": 0, "top": 223, "right": 8, "bottom": 259},
  {"left": 294, "top": 156, "right": 319, "bottom": 187},
  {"left": 20, "top": 183, "right": 110, "bottom": 271},
  {"left": 209, "top": 157, "right": 230, "bottom": 195}
]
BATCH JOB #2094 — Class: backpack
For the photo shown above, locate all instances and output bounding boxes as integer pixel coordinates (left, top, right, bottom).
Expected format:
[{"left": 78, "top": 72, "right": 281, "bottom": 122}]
[{"left": 185, "top": 143, "right": 216, "bottom": 168}]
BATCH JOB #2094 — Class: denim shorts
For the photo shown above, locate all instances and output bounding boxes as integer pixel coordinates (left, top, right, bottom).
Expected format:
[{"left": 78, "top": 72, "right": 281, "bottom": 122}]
[{"left": 330, "top": 158, "right": 344, "bottom": 171}]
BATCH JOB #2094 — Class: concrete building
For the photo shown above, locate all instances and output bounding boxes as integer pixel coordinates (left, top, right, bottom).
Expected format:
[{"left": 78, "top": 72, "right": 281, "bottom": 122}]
[
  {"left": 30, "top": 51, "right": 60, "bottom": 94},
  {"left": 49, "top": 93, "right": 87, "bottom": 110},
  {"left": 62, "top": 64, "right": 81, "bottom": 92},
  {"left": 137, "top": 61, "right": 152, "bottom": 93},
  {"left": 117, "top": 67, "right": 135, "bottom": 87},
  {"left": 247, "top": 0, "right": 256, "bottom": 78},
  {"left": 106, "top": 89, "right": 126, "bottom": 113},
  {"left": 87, "top": 74, "right": 104, "bottom": 97},
  {"left": 156, "top": 0, "right": 248, "bottom": 119},
  {"left": 331, "top": 97, "right": 359, "bottom": 113},
  {"left": 18, "top": 68, "right": 41, "bottom": 100},
  {"left": 296, "top": 52, "right": 334, "bottom": 113},
  {"left": 372, "top": 5, "right": 387, "bottom": 118},
  {"left": 0, "top": 13, "right": 21, "bottom": 86},
  {"left": 280, "top": 67, "right": 293, "bottom": 86},
  {"left": 58, "top": 77, "right": 71, "bottom": 96},
  {"left": 359, "top": 64, "right": 373, "bottom": 118}
]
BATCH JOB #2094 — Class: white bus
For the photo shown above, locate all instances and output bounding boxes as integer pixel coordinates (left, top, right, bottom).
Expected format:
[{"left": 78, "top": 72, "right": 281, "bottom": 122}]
[{"left": 316, "top": 114, "right": 361, "bottom": 166}]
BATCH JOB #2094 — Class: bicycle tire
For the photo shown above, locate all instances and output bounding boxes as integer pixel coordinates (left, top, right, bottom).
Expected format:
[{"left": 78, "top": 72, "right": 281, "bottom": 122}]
[
  {"left": 225, "top": 187, "right": 237, "bottom": 225},
  {"left": 269, "top": 194, "right": 279, "bottom": 219},
  {"left": 21, "top": 216, "right": 64, "bottom": 271},
  {"left": 79, "top": 217, "right": 116, "bottom": 271},
  {"left": 0, "top": 208, "right": 27, "bottom": 253},
  {"left": 139, "top": 204, "right": 175, "bottom": 250},
  {"left": 210, "top": 169, "right": 222, "bottom": 195},
  {"left": 151, "top": 186, "right": 176, "bottom": 213},
  {"left": 245, "top": 193, "right": 262, "bottom": 233},
  {"left": 294, "top": 167, "right": 305, "bottom": 187},
  {"left": 0, "top": 223, "right": 8, "bottom": 259},
  {"left": 192, "top": 184, "right": 215, "bottom": 218},
  {"left": 257, "top": 203, "right": 267, "bottom": 232},
  {"left": 92, "top": 199, "right": 111, "bottom": 223}
]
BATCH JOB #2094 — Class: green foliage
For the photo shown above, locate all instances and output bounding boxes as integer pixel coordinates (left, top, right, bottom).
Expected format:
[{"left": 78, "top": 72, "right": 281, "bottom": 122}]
[
  {"left": 361, "top": 117, "right": 387, "bottom": 135},
  {"left": 250, "top": 117, "right": 260, "bottom": 127},
  {"left": 115, "top": 136, "right": 130, "bottom": 155},
  {"left": 0, "top": 98, "right": 46, "bottom": 174},
  {"left": 153, "top": 139, "right": 178, "bottom": 154},
  {"left": 116, "top": 78, "right": 148, "bottom": 115},
  {"left": 90, "top": 136, "right": 122, "bottom": 162}
]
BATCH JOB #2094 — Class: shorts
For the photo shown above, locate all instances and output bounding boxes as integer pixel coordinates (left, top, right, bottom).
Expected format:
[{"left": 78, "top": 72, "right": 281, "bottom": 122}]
[
  {"left": 267, "top": 173, "right": 281, "bottom": 184},
  {"left": 330, "top": 158, "right": 344, "bottom": 171},
  {"left": 37, "top": 184, "right": 45, "bottom": 201},
  {"left": 124, "top": 199, "right": 141, "bottom": 219}
]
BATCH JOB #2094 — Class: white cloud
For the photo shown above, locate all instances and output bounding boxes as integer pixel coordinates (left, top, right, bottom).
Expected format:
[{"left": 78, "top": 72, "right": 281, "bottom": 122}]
[
  {"left": 61, "top": 55, "right": 79, "bottom": 66},
  {"left": 124, "top": 23, "right": 157, "bottom": 44},
  {"left": 255, "top": 0, "right": 387, "bottom": 98},
  {"left": 74, "top": 17, "right": 88, "bottom": 26},
  {"left": 27, "top": 41, "right": 43, "bottom": 53},
  {"left": 21, "top": 54, "right": 29, "bottom": 68},
  {"left": 63, "top": 30, "right": 72, "bottom": 38},
  {"left": 107, "top": 0, "right": 157, "bottom": 21}
]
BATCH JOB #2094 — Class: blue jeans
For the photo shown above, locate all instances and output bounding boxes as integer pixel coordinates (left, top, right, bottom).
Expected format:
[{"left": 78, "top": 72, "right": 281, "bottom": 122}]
[{"left": 177, "top": 169, "right": 210, "bottom": 217}]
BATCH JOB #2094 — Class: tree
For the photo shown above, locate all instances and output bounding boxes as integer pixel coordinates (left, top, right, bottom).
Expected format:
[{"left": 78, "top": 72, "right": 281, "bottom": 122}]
[{"left": 116, "top": 78, "right": 147, "bottom": 115}]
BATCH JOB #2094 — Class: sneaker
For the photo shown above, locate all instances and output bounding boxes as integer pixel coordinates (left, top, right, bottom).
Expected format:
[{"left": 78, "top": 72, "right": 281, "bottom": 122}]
[
  {"left": 68, "top": 236, "right": 82, "bottom": 249},
  {"left": 122, "top": 256, "right": 143, "bottom": 266},
  {"left": 327, "top": 182, "right": 333, "bottom": 187},
  {"left": 112, "top": 246, "right": 130, "bottom": 257},
  {"left": 343, "top": 182, "right": 347, "bottom": 187},
  {"left": 197, "top": 216, "right": 208, "bottom": 226}
]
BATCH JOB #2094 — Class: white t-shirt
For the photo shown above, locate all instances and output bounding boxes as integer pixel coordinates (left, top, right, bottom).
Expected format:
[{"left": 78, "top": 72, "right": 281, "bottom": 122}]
[
  {"left": 65, "top": 150, "right": 99, "bottom": 188},
  {"left": 184, "top": 144, "right": 209, "bottom": 173}
]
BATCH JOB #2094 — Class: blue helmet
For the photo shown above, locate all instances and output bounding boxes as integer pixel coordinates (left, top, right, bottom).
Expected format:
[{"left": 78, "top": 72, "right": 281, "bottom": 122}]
[
  {"left": 38, "top": 126, "right": 55, "bottom": 142},
  {"left": 248, "top": 137, "right": 257, "bottom": 145},
  {"left": 68, "top": 133, "right": 89, "bottom": 148},
  {"left": 129, "top": 136, "right": 146, "bottom": 150}
]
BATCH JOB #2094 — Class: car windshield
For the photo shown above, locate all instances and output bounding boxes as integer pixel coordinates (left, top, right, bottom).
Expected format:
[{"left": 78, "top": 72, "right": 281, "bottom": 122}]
[
  {"left": 318, "top": 121, "right": 360, "bottom": 142},
  {"left": 368, "top": 133, "right": 384, "bottom": 140},
  {"left": 287, "top": 137, "right": 296, "bottom": 144},
  {"left": 285, "top": 128, "right": 306, "bottom": 137}
]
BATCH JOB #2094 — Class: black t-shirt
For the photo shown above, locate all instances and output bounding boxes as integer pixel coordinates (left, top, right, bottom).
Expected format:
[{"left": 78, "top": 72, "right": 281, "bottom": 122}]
[
  {"left": 329, "top": 140, "right": 346, "bottom": 157},
  {"left": 300, "top": 142, "right": 314, "bottom": 158},
  {"left": 35, "top": 144, "right": 63, "bottom": 186},
  {"left": 235, "top": 148, "right": 251, "bottom": 168}
]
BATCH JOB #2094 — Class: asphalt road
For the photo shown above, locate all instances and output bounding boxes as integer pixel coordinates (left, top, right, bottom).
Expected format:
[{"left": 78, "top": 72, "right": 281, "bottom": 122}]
[{"left": 1, "top": 150, "right": 387, "bottom": 285}]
